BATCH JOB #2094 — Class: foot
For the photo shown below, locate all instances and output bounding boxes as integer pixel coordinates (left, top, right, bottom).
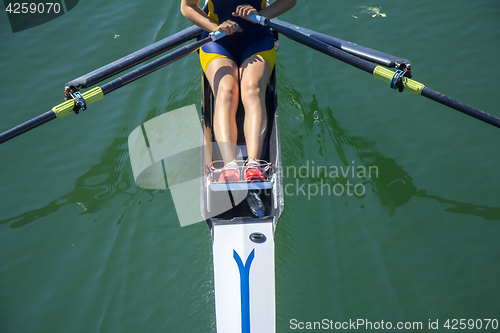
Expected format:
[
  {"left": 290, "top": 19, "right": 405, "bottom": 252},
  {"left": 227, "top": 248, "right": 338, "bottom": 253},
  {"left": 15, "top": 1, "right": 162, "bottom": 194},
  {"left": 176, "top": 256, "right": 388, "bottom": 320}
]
[
  {"left": 218, "top": 161, "right": 240, "bottom": 182},
  {"left": 244, "top": 159, "right": 266, "bottom": 181}
]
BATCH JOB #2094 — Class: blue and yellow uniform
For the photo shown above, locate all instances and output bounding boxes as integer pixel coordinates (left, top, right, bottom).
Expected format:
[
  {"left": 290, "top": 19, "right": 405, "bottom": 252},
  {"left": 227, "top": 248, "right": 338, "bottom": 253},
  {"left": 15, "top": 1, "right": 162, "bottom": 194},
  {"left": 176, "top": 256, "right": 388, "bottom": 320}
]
[{"left": 200, "top": 0, "right": 276, "bottom": 72}]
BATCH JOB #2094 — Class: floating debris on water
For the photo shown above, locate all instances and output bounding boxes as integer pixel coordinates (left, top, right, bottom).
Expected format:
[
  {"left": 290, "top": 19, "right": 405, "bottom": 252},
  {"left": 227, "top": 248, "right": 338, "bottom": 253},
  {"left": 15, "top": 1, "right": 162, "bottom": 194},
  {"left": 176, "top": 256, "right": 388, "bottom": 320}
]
[
  {"left": 76, "top": 201, "right": 88, "bottom": 211},
  {"left": 358, "top": 6, "right": 387, "bottom": 18},
  {"left": 114, "top": 34, "right": 120, "bottom": 39}
]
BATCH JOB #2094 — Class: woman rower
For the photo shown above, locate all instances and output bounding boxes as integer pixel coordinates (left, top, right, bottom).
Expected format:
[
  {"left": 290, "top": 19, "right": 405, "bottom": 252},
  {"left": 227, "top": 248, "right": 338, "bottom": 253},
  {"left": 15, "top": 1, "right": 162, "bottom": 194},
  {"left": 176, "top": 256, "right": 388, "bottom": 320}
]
[{"left": 181, "top": 0, "right": 296, "bottom": 181}]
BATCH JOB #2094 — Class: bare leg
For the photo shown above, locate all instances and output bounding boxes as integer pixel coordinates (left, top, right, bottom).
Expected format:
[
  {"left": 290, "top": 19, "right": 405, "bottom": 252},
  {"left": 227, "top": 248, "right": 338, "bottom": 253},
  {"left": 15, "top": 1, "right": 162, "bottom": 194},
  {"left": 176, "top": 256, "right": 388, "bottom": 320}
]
[
  {"left": 239, "top": 56, "right": 272, "bottom": 161},
  {"left": 205, "top": 58, "right": 240, "bottom": 164}
]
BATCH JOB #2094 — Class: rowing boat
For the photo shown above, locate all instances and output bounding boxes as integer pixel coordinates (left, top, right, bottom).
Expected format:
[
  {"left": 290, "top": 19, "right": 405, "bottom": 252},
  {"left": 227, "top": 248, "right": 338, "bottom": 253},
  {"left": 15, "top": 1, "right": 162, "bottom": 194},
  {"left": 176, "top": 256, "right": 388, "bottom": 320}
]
[
  {"left": 201, "top": 29, "right": 283, "bottom": 332},
  {"left": 0, "top": 9, "right": 498, "bottom": 333}
]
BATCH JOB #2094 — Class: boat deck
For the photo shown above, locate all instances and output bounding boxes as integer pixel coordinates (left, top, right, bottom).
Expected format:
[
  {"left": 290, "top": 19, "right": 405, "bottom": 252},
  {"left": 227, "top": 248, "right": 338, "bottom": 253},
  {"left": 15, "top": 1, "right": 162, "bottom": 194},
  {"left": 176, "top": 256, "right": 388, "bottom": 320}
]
[{"left": 200, "top": 31, "right": 283, "bottom": 333}]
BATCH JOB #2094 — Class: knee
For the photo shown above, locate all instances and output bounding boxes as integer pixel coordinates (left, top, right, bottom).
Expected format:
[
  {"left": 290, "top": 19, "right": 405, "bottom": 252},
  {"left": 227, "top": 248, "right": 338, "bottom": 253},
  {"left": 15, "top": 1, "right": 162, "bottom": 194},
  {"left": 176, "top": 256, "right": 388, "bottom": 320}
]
[
  {"left": 216, "top": 83, "right": 238, "bottom": 105},
  {"left": 241, "top": 81, "right": 263, "bottom": 104}
]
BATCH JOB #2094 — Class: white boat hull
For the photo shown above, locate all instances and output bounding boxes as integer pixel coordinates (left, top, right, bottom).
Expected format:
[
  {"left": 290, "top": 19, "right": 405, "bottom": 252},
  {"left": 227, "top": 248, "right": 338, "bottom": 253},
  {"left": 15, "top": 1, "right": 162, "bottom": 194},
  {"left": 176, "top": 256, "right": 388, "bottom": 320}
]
[{"left": 212, "top": 219, "right": 276, "bottom": 333}]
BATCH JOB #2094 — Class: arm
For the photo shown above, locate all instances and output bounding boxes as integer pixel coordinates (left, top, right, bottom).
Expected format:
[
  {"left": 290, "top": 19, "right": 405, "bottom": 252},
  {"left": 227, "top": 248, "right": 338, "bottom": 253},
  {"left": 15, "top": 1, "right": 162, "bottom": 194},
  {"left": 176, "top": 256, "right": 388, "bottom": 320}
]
[
  {"left": 233, "top": 0, "right": 296, "bottom": 20},
  {"left": 180, "top": 0, "right": 219, "bottom": 32},
  {"left": 258, "top": 0, "right": 296, "bottom": 19},
  {"left": 181, "top": 0, "right": 242, "bottom": 34}
]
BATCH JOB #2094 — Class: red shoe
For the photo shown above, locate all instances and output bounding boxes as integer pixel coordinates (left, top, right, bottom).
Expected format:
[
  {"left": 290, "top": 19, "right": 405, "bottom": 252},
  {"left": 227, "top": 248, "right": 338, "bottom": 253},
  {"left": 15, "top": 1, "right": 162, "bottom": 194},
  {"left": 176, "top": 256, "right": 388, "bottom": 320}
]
[
  {"left": 218, "top": 161, "right": 240, "bottom": 182},
  {"left": 244, "top": 160, "right": 266, "bottom": 181}
]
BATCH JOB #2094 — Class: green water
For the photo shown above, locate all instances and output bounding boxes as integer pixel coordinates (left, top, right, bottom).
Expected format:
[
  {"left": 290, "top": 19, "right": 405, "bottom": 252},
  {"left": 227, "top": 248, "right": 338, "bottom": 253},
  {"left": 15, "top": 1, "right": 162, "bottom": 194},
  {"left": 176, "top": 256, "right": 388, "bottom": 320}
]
[{"left": 1, "top": 1, "right": 499, "bottom": 332}]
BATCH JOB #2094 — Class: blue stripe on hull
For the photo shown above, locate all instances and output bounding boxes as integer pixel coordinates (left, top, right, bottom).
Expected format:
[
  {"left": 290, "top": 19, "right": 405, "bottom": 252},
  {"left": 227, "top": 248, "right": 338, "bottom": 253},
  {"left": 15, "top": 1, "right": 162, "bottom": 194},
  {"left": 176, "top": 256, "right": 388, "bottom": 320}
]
[{"left": 233, "top": 249, "right": 255, "bottom": 333}]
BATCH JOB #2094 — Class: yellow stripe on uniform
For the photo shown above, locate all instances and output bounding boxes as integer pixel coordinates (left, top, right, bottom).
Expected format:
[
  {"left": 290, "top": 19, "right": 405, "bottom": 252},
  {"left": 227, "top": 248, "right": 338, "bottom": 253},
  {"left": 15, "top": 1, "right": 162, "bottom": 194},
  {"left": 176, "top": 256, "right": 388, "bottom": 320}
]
[
  {"left": 373, "top": 66, "right": 425, "bottom": 96},
  {"left": 200, "top": 46, "right": 277, "bottom": 73},
  {"left": 252, "top": 47, "right": 276, "bottom": 70},
  {"left": 199, "top": 47, "right": 228, "bottom": 73},
  {"left": 207, "top": 0, "right": 219, "bottom": 24},
  {"left": 52, "top": 87, "right": 104, "bottom": 118}
]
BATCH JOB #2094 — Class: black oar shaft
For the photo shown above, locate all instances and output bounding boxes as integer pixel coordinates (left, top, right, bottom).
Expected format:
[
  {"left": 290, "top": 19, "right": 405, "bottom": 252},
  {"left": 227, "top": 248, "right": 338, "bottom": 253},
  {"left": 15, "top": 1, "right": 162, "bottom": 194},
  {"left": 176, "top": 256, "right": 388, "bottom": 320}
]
[
  {"left": 258, "top": 16, "right": 500, "bottom": 129},
  {"left": 266, "top": 19, "right": 377, "bottom": 74},
  {"left": 274, "top": 19, "right": 410, "bottom": 69},
  {"left": 101, "top": 36, "right": 211, "bottom": 95},
  {"left": 0, "top": 110, "right": 56, "bottom": 144},
  {"left": 66, "top": 26, "right": 203, "bottom": 90},
  {"left": 421, "top": 87, "right": 500, "bottom": 128},
  {"left": 0, "top": 31, "right": 215, "bottom": 145}
]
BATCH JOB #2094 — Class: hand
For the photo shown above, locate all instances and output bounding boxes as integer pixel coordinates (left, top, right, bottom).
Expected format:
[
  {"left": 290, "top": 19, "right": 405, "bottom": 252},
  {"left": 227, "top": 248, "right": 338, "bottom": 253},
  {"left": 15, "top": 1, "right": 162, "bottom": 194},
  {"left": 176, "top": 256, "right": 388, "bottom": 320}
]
[
  {"left": 217, "top": 20, "right": 242, "bottom": 35},
  {"left": 232, "top": 5, "right": 257, "bottom": 20}
]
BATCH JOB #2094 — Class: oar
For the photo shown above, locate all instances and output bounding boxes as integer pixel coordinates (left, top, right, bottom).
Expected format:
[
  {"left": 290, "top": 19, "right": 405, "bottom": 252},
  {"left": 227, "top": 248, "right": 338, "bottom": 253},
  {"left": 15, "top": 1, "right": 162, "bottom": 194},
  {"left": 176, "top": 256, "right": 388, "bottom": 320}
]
[
  {"left": 282, "top": 22, "right": 411, "bottom": 71},
  {"left": 65, "top": 25, "right": 202, "bottom": 92},
  {"left": 249, "top": 14, "right": 500, "bottom": 129},
  {"left": 0, "top": 28, "right": 228, "bottom": 145}
]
